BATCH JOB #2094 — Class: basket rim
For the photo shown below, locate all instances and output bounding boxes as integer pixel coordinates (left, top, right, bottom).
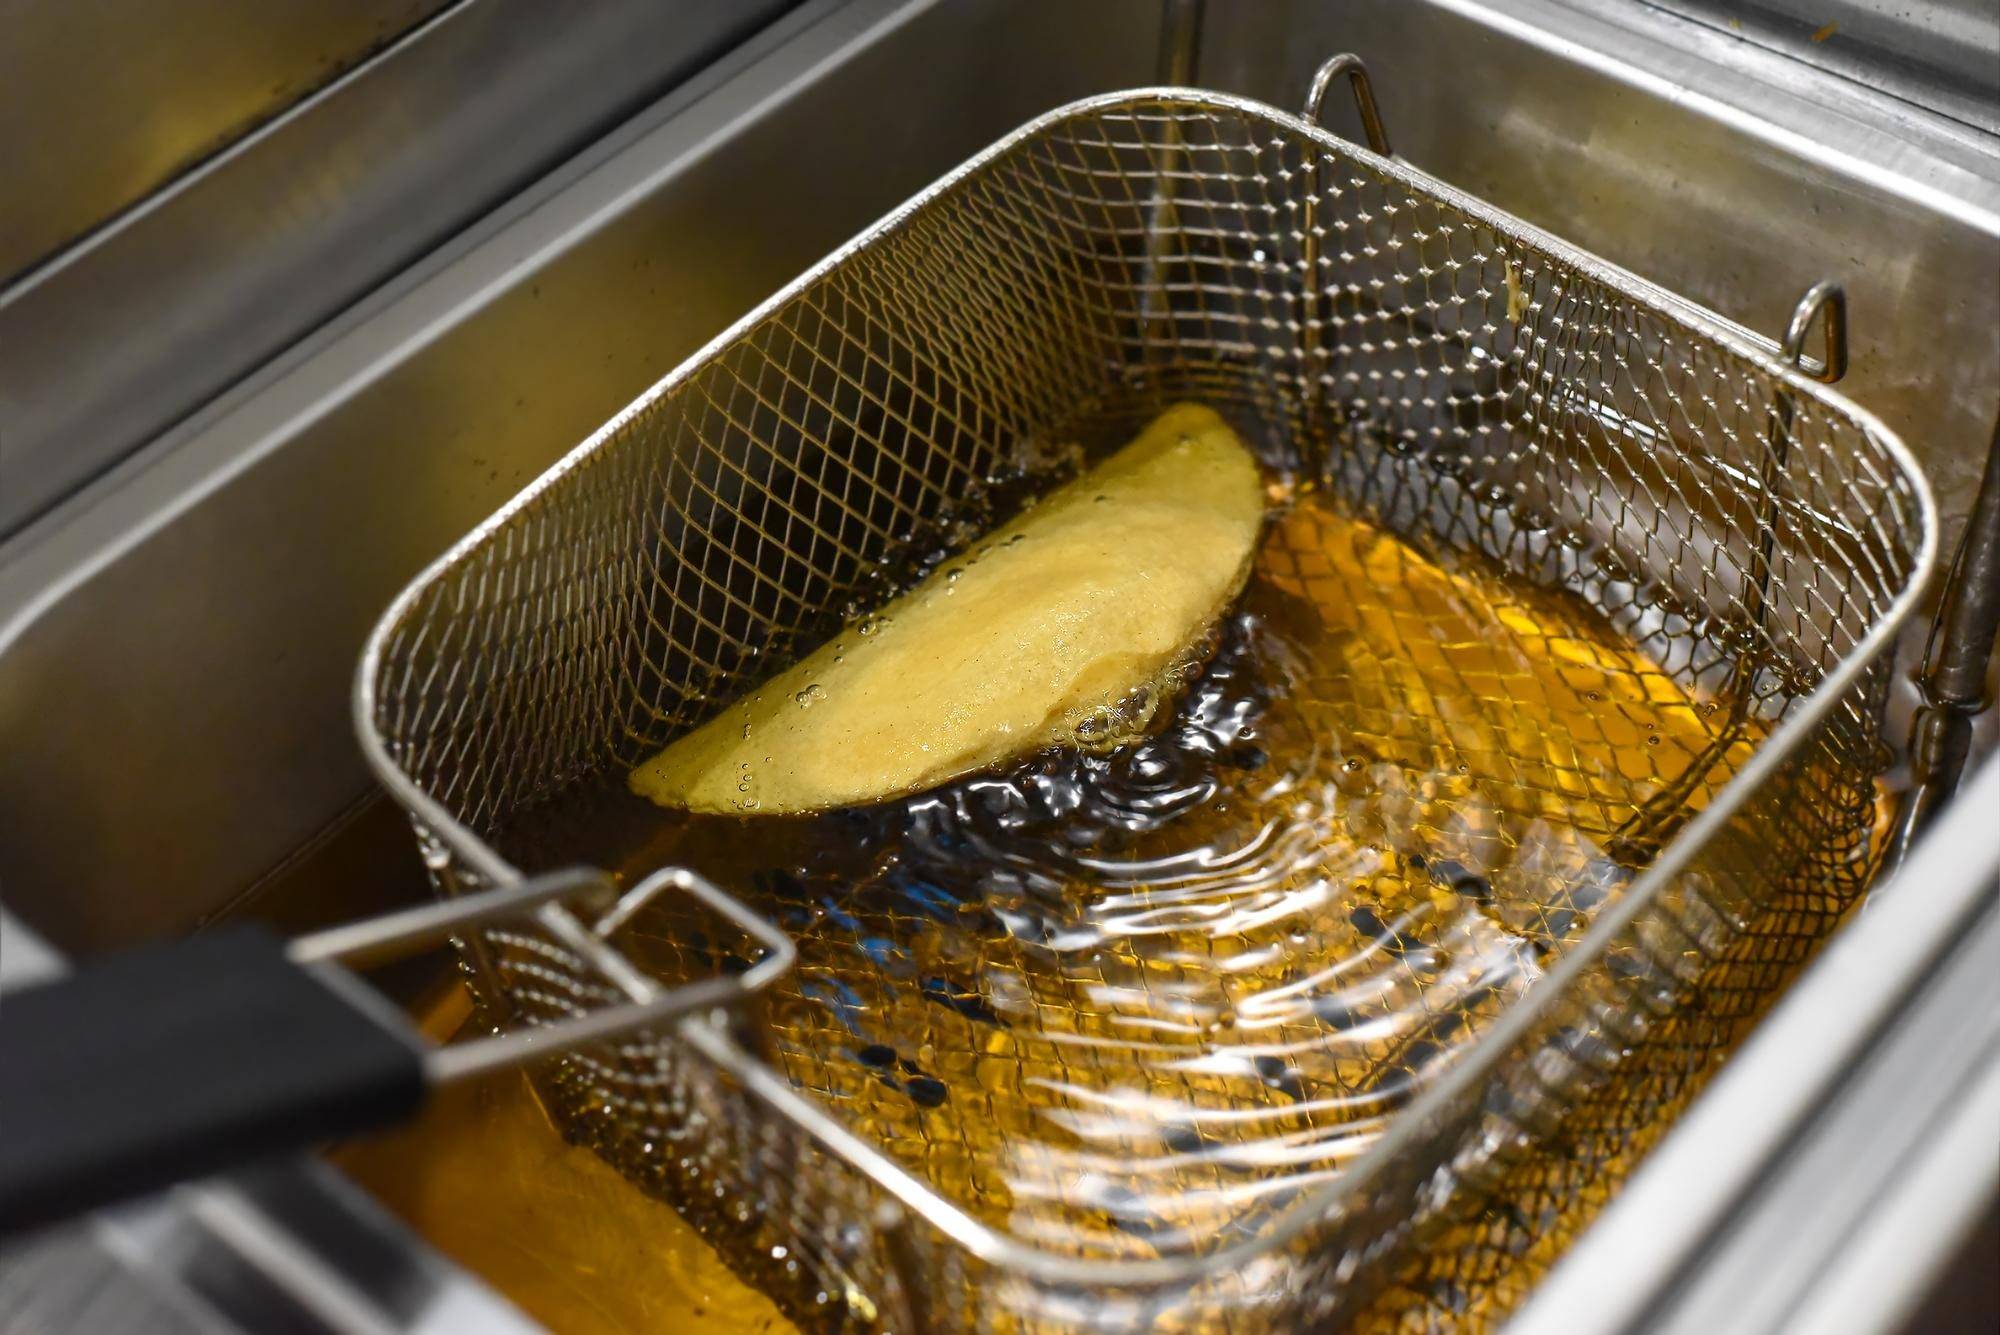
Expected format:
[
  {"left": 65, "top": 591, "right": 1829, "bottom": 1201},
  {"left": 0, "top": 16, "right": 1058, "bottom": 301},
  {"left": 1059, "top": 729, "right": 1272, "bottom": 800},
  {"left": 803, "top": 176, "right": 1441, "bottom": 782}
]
[{"left": 353, "top": 84, "right": 1940, "bottom": 1293}]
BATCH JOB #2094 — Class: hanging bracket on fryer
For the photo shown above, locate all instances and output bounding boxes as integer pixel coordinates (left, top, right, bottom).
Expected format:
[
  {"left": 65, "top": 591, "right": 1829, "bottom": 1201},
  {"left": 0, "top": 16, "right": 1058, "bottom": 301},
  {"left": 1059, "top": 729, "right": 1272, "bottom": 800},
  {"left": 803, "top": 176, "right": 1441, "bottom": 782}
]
[
  {"left": 1781, "top": 279, "right": 1848, "bottom": 384},
  {"left": 1303, "top": 52, "right": 1392, "bottom": 157}
]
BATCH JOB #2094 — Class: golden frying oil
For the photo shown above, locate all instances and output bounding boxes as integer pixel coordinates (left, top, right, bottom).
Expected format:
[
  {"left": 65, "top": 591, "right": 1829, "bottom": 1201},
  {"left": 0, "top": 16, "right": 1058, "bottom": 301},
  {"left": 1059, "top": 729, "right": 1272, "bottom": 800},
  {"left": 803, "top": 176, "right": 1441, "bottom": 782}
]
[
  {"left": 491, "top": 488, "right": 1758, "bottom": 1280},
  {"left": 330, "top": 987, "right": 797, "bottom": 1335}
]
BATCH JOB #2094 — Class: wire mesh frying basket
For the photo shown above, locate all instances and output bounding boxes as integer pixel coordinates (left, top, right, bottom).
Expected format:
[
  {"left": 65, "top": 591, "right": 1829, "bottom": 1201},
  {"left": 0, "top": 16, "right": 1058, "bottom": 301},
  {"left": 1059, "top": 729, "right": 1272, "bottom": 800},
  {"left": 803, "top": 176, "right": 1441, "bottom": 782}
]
[{"left": 357, "top": 64, "right": 1935, "bottom": 1334}]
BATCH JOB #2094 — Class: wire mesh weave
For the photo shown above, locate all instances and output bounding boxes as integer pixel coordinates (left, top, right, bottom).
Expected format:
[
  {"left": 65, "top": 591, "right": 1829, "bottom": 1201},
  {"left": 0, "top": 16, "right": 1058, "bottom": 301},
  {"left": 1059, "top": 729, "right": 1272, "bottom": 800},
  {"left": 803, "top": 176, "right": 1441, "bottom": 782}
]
[{"left": 358, "top": 89, "right": 1933, "bottom": 1332}]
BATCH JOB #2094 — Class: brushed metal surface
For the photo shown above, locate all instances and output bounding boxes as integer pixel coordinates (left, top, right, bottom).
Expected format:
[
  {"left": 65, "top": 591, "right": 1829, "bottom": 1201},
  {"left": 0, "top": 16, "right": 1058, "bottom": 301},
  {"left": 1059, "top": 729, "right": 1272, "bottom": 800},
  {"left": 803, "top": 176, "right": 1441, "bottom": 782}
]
[
  {"left": 0, "top": 0, "right": 1162, "bottom": 952},
  {"left": 1202, "top": 0, "right": 2000, "bottom": 508},
  {"left": 0, "top": 0, "right": 796, "bottom": 540},
  {"left": 0, "top": 0, "right": 453, "bottom": 281},
  {"left": 1653, "top": 0, "right": 2000, "bottom": 135}
]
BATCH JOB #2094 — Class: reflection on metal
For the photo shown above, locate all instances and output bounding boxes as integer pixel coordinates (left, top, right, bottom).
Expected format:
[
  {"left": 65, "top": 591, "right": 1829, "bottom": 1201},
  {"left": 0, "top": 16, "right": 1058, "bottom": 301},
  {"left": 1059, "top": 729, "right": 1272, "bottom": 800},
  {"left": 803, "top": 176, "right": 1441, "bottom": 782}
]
[
  {"left": 0, "top": 0, "right": 798, "bottom": 540},
  {"left": 0, "top": 0, "right": 455, "bottom": 282},
  {"left": 1650, "top": 0, "right": 2000, "bottom": 137},
  {"left": 1155, "top": 0, "right": 1204, "bottom": 84}
]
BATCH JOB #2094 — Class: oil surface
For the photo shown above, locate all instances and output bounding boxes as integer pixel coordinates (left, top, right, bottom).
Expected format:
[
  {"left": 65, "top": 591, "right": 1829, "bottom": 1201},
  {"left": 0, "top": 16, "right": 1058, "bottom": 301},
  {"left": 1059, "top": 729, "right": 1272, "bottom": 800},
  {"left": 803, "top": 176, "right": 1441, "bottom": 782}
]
[
  {"left": 508, "top": 485, "right": 1757, "bottom": 1262},
  {"left": 331, "top": 989, "right": 796, "bottom": 1335}
]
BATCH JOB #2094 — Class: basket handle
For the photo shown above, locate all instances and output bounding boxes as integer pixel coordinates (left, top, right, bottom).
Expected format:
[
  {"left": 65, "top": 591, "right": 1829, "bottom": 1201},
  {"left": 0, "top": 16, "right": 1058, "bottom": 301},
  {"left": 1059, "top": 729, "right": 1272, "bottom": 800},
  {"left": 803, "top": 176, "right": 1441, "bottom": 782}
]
[
  {"left": 0, "top": 866, "right": 793, "bottom": 1236},
  {"left": 1303, "top": 53, "right": 1392, "bottom": 156},
  {"left": 388, "top": 865, "right": 797, "bottom": 1084}
]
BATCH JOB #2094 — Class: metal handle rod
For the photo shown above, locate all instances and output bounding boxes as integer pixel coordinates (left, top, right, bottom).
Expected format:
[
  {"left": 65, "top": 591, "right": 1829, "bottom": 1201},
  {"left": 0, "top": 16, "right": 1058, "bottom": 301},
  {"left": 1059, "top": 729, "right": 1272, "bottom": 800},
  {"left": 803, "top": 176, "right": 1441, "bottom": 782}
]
[
  {"left": 1298, "top": 53, "right": 1393, "bottom": 468},
  {"left": 1752, "top": 282, "right": 1849, "bottom": 615},
  {"left": 1155, "top": 0, "right": 1203, "bottom": 85},
  {"left": 1135, "top": 0, "right": 1207, "bottom": 378},
  {"left": 299, "top": 862, "right": 797, "bottom": 1084},
  {"left": 0, "top": 861, "right": 795, "bottom": 1233},
  {"left": 426, "top": 953, "right": 764, "bottom": 1084},
  {"left": 1889, "top": 410, "right": 2000, "bottom": 866},
  {"left": 1612, "top": 280, "right": 1849, "bottom": 861},
  {"left": 289, "top": 866, "right": 611, "bottom": 969},
  {"left": 422, "top": 865, "right": 798, "bottom": 1084},
  {"left": 1920, "top": 411, "right": 2000, "bottom": 712}
]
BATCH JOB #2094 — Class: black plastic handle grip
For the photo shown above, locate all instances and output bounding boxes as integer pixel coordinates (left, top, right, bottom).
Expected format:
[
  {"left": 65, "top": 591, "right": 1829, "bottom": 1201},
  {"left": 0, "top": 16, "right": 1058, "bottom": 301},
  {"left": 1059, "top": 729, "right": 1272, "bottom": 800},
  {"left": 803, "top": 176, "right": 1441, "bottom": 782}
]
[{"left": 0, "top": 924, "right": 426, "bottom": 1236}]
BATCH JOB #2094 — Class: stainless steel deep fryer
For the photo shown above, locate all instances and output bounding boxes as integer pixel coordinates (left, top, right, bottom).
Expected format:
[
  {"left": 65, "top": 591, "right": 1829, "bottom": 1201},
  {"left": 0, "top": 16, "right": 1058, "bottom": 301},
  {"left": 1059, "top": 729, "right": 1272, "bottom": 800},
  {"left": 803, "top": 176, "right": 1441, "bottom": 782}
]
[{"left": 355, "top": 56, "right": 1937, "bottom": 1332}]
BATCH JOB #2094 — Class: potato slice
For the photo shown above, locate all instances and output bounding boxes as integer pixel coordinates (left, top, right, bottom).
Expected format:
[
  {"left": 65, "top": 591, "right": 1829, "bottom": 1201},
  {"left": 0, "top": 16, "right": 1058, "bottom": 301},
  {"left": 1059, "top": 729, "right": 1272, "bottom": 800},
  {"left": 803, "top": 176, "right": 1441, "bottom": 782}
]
[{"left": 629, "top": 404, "right": 1267, "bottom": 815}]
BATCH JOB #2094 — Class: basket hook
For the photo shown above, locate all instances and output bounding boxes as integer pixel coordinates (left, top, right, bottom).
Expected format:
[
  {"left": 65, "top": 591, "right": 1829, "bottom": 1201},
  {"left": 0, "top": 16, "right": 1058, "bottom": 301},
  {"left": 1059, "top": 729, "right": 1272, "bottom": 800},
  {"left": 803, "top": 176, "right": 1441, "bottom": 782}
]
[
  {"left": 1781, "top": 279, "right": 1847, "bottom": 383},
  {"left": 1303, "top": 53, "right": 1392, "bottom": 157}
]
